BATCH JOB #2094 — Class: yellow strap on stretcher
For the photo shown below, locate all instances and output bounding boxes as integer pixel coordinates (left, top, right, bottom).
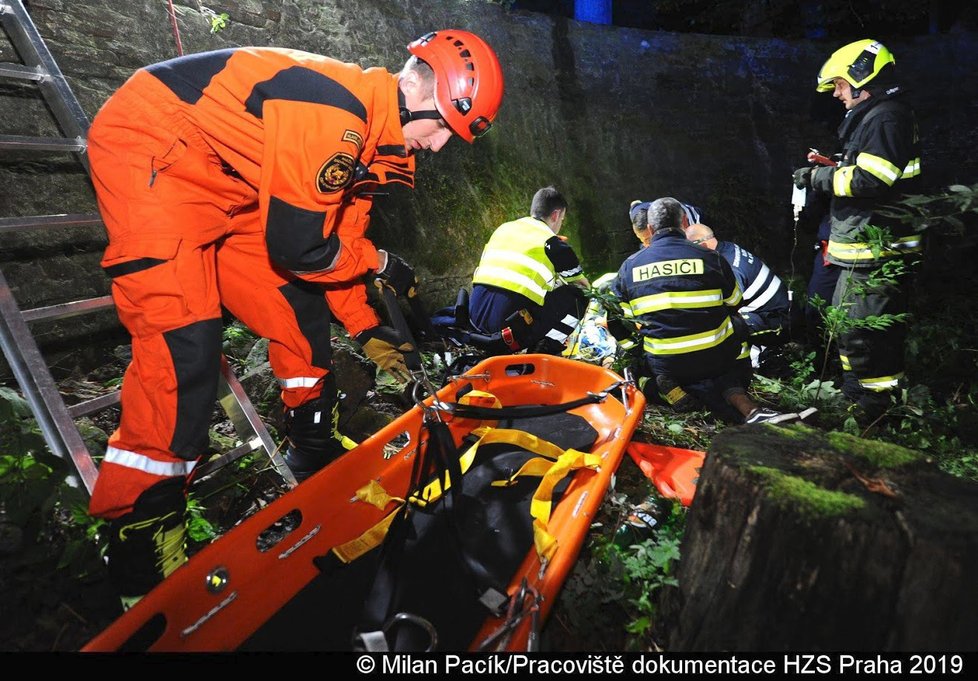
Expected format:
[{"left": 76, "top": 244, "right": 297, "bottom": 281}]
[
  {"left": 331, "top": 508, "right": 400, "bottom": 564},
  {"left": 411, "top": 426, "right": 566, "bottom": 506},
  {"left": 491, "top": 449, "right": 602, "bottom": 563},
  {"left": 332, "top": 423, "right": 594, "bottom": 565},
  {"left": 356, "top": 479, "right": 405, "bottom": 510}
]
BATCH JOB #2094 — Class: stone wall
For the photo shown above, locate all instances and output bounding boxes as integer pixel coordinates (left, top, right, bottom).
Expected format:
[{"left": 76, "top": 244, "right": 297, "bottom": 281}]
[{"left": 2, "top": 0, "right": 976, "bottom": 375}]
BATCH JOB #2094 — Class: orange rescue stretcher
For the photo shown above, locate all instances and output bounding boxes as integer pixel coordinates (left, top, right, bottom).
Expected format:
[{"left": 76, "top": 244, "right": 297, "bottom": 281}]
[{"left": 83, "top": 354, "right": 646, "bottom": 652}]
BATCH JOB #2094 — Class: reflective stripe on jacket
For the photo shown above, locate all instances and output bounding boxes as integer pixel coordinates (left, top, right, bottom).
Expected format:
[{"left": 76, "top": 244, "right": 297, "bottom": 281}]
[
  {"left": 472, "top": 217, "right": 561, "bottom": 306},
  {"left": 811, "top": 93, "right": 923, "bottom": 267},
  {"left": 614, "top": 230, "right": 743, "bottom": 381}
]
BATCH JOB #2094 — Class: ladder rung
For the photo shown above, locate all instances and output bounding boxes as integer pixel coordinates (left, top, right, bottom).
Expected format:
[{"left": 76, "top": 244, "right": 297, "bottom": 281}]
[
  {"left": 192, "top": 437, "right": 264, "bottom": 483},
  {"left": 0, "top": 134, "right": 86, "bottom": 152},
  {"left": 0, "top": 60, "right": 46, "bottom": 81},
  {"left": 0, "top": 213, "right": 103, "bottom": 233},
  {"left": 22, "top": 295, "right": 113, "bottom": 322},
  {"left": 67, "top": 390, "right": 121, "bottom": 418}
]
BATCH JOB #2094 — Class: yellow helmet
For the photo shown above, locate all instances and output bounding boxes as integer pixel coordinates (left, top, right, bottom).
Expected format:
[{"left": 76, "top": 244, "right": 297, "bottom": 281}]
[{"left": 816, "top": 39, "right": 895, "bottom": 92}]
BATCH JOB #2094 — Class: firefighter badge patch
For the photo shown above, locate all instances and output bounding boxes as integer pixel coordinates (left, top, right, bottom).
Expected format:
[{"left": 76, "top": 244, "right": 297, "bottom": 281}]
[{"left": 317, "top": 152, "right": 355, "bottom": 193}]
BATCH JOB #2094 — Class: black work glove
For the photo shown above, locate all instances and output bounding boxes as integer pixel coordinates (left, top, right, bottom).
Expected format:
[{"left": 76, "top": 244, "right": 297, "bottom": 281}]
[
  {"left": 377, "top": 250, "right": 419, "bottom": 298},
  {"left": 355, "top": 325, "right": 414, "bottom": 382},
  {"left": 792, "top": 167, "right": 813, "bottom": 189}
]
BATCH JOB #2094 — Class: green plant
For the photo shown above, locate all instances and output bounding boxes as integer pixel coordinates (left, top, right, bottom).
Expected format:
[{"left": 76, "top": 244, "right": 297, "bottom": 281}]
[
  {"left": 209, "top": 12, "right": 229, "bottom": 33},
  {"left": 751, "top": 350, "right": 847, "bottom": 414},
  {"left": 877, "top": 183, "right": 978, "bottom": 235},
  {"left": 222, "top": 319, "right": 258, "bottom": 365},
  {"left": 198, "top": 5, "right": 230, "bottom": 34},
  {"left": 185, "top": 495, "right": 217, "bottom": 544},
  {"left": 1, "top": 387, "right": 109, "bottom": 592},
  {"left": 592, "top": 495, "right": 686, "bottom": 648}
]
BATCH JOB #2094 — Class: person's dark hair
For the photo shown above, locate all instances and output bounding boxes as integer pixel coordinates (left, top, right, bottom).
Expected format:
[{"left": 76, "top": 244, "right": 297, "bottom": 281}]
[
  {"left": 530, "top": 186, "right": 568, "bottom": 220},
  {"left": 629, "top": 200, "right": 650, "bottom": 231},
  {"left": 647, "top": 197, "right": 684, "bottom": 232}
]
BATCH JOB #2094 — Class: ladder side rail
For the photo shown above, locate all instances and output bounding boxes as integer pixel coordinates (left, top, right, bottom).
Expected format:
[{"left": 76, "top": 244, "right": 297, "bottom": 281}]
[
  {"left": 0, "top": 267, "right": 98, "bottom": 493},
  {"left": 218, "top": 357, "right": 297, "bottom": 488},
  {"left": 1, "top": 0, "right": 294, "bottom": 493},
  {"left": 0, "top": 0, "right": 91, "bottom": 169}
]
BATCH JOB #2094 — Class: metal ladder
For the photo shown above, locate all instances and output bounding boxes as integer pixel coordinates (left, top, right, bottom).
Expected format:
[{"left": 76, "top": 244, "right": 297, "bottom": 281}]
[{"left": 0, "top": 0, "right": 297, "bottom": 493}]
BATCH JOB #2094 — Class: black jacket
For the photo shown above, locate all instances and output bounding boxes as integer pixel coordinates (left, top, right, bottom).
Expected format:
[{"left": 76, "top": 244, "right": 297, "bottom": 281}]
[
  {"left": 614, "top": 230, "right": 745, "bottom": 381},
  {"left": 811, "top": 89, "right": 923, "bottom": 267}
]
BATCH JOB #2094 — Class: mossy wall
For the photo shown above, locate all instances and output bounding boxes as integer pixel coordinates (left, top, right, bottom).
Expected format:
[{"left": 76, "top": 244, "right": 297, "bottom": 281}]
[{"left": 2, "top": 0, "right": 976, "bottom": 374}]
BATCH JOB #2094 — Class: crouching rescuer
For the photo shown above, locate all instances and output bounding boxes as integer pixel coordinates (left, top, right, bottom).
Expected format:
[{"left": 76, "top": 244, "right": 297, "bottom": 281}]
[{"left": 85, "top": 31, "right": 504, "bottom": 606}]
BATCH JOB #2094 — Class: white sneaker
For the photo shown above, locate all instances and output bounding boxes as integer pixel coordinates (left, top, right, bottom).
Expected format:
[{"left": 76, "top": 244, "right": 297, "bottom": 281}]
[
  {"left": 798, "top": 407, "right": 819, "bottom": 421},
  {"left": 744, "top": 408, "right": 800, "bottom": 425}
]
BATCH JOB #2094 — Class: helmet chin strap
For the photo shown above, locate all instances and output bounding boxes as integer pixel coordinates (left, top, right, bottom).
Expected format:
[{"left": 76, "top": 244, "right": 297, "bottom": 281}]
[{"left": 399, "top": 107, "right": 442, "bottom": 126}]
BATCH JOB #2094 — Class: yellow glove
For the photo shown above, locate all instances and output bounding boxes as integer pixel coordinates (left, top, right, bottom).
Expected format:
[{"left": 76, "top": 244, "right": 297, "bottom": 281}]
[{"left": 355, "top": 326, "right": 414, "bottom": 382}]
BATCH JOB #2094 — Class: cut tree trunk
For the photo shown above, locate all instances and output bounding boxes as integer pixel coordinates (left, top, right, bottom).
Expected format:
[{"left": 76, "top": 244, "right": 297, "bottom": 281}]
[{"left": 658, "top": 423, "right": 978, "bottom": 652}]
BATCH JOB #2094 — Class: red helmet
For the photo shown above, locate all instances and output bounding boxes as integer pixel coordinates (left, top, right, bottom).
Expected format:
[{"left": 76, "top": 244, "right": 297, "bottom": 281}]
[{"left": 407, "top": 30, "right": 504, "bottom": 143}]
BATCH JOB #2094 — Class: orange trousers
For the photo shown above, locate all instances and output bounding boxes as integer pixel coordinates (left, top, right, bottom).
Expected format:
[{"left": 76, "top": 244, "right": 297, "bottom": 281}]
[{"left": 87, "top": 75, "right": 337, "bottom": 519}]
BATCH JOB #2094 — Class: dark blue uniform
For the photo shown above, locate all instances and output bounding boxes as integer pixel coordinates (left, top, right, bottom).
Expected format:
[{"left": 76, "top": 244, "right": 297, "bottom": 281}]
[
  {"left": 715, "top": 241, "right": 790, "bottom": 343},
  {"left": 614, "top": 230, "right": 745, "bottom": 383}
]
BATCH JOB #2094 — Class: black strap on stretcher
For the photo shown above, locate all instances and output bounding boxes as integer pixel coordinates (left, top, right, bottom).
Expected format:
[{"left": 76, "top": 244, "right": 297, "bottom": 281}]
[
  {"left": 444, "top": 393, "right": 605, "bottom": 421},
  {"left": 352, "top": 283, "right": 614, "bottom": 652}
]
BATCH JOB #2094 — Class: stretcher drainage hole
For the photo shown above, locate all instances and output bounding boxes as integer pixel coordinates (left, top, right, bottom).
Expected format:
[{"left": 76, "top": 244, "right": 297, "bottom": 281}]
[
  {"left": 256, "top": 509, "right": 302, "bottom": 552},
  {"left": 383, "top": 431, "right": 412, "bottom": 460},
  {"left": 505, "top": 363, "right": 536, "bottom": 376}
]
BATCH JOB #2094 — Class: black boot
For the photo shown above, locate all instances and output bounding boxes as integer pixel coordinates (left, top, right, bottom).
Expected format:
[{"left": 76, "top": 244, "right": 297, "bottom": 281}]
[
  {"left": 107, "top": 476, "right": 188, "bottom": 609},
  {"left": 282, "top": 389, "right": 355, "bottom": 482}
]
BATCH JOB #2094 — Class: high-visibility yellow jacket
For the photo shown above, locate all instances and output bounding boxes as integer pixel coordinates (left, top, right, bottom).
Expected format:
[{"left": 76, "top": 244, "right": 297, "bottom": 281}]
[{"left": 472, "top": 216, "right": 584, "bottom": 306}]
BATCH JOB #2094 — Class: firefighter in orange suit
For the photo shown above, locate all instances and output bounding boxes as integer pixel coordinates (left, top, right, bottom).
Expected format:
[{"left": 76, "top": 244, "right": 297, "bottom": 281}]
[{"left": 85, "top": 31, "right": 504, "bottom": 606}]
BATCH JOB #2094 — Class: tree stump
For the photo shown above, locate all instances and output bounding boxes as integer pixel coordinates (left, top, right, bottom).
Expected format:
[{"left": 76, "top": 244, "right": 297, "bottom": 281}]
[{"left": 658, "top": 423, "right": 978, "bottom": 651}]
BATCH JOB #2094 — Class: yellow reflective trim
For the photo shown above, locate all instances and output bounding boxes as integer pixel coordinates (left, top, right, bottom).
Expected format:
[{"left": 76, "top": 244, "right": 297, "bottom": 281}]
[
  {"left": 662, "top": 385, "right": 688, "bottom": 405},
  {"left": 856, "top": 152, "right": 900, "bottom": 185},
  {"left": 643, "top": 318, "right": 734, "bottom": 355},
  {"left": 827, "top": 235, "right": 922, "bottom": 262},
  {"left": 839, "top": 354, "right": 852, "bottom": 371},
  {"left": 737, "top": 342, "right": 750, "bottom": 360},
  {"left": 901, "top": 157, "right": 921, "bottom": 178},
  {"left": 628, "top": 289, "right": 723, "bottom": 314},
  {"left": 833, "top": 165, "right": 856, "bottom": 197},
  {"left": 858, "top": 372, "right": 904, "bottom": 391},
  {"left": 725, "top": 283, "right": 743, "bottom": 307}
]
